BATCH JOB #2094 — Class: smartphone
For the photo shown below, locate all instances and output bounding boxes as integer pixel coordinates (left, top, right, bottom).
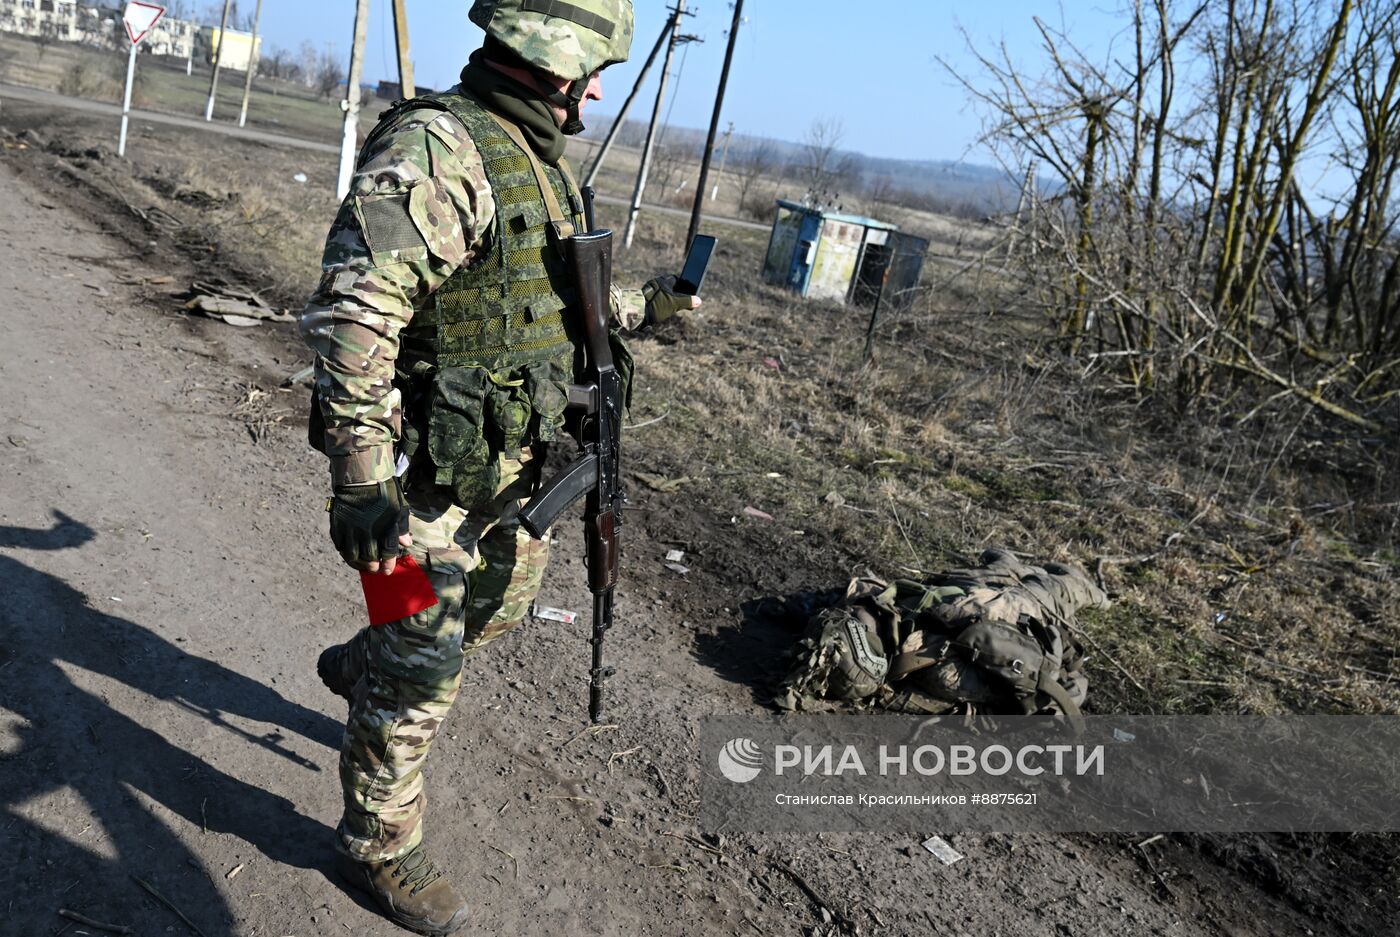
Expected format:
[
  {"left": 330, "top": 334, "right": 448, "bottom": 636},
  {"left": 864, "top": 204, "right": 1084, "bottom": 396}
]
[{"left": 674, "top": 235, "right": 717, "bottom": 295}]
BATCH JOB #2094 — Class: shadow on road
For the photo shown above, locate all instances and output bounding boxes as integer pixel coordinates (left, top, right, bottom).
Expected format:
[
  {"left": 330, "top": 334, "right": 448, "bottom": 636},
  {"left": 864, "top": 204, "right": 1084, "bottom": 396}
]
[
  {"left": 692, "top": 587, "right": 844, "bottom": 707},
  {"left": 0, "top": 512, "right": 341, "bottom": 935}
]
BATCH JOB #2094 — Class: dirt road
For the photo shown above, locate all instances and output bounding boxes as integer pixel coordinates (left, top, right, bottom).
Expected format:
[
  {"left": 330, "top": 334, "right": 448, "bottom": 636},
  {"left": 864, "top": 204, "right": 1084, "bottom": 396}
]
[{"left": 0, "top": 150, "right": 1374, "bottom": 937}]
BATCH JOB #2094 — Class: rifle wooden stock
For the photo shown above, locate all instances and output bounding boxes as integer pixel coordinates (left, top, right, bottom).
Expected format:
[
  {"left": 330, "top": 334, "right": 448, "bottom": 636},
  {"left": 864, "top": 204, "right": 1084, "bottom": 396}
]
[
  {"left": 568, "top": 231, "right": 614, "bottom": 372},
  {"left": 587, "top": 508, "right": 619, "bottom": 591}
]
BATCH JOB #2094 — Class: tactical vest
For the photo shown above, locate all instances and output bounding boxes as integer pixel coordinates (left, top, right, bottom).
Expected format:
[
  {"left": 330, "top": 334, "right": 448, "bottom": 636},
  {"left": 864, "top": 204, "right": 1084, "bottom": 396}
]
[{"left": 374, "top": 91, "right": 597, "bottom": 508}]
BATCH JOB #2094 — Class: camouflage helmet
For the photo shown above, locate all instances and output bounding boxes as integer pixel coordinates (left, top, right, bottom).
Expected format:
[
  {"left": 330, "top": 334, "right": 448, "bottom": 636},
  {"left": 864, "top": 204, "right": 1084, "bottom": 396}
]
[
  {"left": 469, "top": 0, "right": 635, "bottom": 82},
  {"left": 773, "top": 607, "right": 891, "bottom": 711}
]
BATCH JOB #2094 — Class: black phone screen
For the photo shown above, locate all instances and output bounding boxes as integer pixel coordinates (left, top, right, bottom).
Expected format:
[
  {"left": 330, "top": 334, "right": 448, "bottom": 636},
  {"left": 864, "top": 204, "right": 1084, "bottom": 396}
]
[{"left": 675, "top": 235, "right": 717, "bottom": 295}]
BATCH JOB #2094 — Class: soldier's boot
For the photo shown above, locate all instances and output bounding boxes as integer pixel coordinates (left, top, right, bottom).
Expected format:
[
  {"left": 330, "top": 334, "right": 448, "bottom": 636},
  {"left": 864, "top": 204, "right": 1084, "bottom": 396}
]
[
  {"left": 316, "top": 642, "right": 355, "bottom": 705},
  {"left": 335, "top": 843, "right": 469, "bottom": 936}
]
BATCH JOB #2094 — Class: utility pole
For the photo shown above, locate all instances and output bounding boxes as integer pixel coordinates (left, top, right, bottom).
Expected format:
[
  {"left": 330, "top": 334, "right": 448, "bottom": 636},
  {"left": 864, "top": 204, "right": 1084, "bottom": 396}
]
[
  {"left": 392, "top": 0, "right": 415, "bottom": 99},
  {"left": 237, "top": 0, "right": 263, "bottom": 128},
  {"left": 710, "top": 121, "right": 733, "bottom": 201},
  {"left": 1007, "top": 161, "right": 1037, "bottom": 261},
  {"left": 686, "top": 0, "right": 744, "bottom": 251},
  {"left": 204, "top": 0, "right": 232, "bottom": 121},
  {"left": 582, "top": 17, "right": 672, "bottom": 189},
  {"left": 623, "top": 1, "right": 694, "bottom": 249},
  {"left": 337, "top": 0, "right": 371, "bottom": 199}
]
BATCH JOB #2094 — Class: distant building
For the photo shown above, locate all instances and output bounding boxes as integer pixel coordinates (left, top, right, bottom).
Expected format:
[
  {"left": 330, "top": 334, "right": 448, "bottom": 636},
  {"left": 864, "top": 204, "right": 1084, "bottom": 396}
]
[
  {"left": 197, "top": 24, "right": 261, "bottom": 73},
  {"left": 762, "top": 200, "right": 928, "bottom": 307},
  {"left": 0, "top": 0, "right": 79, "bottom": 41},
  {"left": 145, "top": 14, "right": 196, "bottom": 59},
  {"left": 1, "top": 2, "right": 195, "bottom": 58}
]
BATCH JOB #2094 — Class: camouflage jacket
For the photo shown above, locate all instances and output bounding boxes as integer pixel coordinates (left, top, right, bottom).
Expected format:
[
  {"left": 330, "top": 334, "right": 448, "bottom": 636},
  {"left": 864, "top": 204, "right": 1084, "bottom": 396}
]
[{"left": 300, "top": 100, "right": 649, "bottom": 487}]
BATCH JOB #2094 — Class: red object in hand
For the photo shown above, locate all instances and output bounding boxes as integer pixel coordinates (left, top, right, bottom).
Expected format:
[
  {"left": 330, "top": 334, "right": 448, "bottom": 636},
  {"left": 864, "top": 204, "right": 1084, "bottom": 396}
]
[{"left": 359, "top": 554, "right": 439, "bottom": 626}]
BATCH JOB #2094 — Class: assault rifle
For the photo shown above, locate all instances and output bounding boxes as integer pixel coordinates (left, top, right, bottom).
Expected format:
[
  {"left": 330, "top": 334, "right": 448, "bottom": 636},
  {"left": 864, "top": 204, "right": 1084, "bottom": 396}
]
[{"left": 518, "top": 200, "right": 623, "bottom": 724}]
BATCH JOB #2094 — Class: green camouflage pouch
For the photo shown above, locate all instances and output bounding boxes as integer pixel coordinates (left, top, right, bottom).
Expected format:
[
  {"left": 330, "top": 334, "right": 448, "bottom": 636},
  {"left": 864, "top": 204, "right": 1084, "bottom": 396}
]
[
  {"left": 394, "top": 368, "right": 432, "bottom": 470},
  {"left": 949, "top": 618, "right": 1086, "bottom": 732},
  {"left": 427, "top": 366, "right": 498, "bottom": 507},
  {"left": 523, "top": 360, "right": 570, "bottom": 443},
  {"left": 485, "top": 370, "right": 531, "bottom": 458}
]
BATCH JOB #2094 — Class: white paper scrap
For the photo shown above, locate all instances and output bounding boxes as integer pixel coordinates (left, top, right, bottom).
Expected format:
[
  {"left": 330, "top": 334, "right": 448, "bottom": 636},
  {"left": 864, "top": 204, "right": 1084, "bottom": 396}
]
[{"left": 921, "top": 836, "right": 964, "bottom": 865}]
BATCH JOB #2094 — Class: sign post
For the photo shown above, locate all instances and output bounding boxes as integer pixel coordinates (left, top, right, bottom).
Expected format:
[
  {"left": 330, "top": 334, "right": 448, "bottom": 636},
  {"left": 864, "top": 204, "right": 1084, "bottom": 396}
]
[{"left": 119, "top": 2, "right": 165, "bottom": 158}]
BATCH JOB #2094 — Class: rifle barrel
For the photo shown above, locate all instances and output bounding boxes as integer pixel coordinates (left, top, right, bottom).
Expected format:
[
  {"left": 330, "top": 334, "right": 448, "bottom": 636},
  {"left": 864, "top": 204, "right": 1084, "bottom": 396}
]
[{"left": 588, "top": 590, "right": 613, "bottom": 723}]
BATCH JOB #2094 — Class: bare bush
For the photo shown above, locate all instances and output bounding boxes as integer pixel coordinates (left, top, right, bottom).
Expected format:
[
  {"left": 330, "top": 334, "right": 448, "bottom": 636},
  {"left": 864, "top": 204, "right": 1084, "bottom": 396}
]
[
  {"left": 955, "top": 0, "right": 1400, "bottom": 434},
  {"left": 58, "top": 61, "right": 106, "bottom": 100}
]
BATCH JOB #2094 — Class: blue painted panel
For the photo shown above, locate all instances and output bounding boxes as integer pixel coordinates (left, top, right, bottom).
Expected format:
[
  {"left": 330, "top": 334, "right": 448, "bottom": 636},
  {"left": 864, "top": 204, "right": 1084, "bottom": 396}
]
[{"left": 788, "top": 212, "right": 824, "bottom": 296}]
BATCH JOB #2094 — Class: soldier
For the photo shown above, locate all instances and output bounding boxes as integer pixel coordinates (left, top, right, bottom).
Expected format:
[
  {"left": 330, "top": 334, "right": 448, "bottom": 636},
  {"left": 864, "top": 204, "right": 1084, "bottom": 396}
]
[
  {"left": 298, "top": 2, "right": 695, "bottom": 933},
  {"left": 775, "top": 548, "right": 1111, "bottom": 727}
]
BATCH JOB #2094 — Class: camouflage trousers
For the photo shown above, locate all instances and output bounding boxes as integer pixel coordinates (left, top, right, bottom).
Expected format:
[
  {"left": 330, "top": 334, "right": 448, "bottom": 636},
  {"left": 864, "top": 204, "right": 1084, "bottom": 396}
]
[{"left": 323, "top": 449, "right": 550, "bottom": 861}]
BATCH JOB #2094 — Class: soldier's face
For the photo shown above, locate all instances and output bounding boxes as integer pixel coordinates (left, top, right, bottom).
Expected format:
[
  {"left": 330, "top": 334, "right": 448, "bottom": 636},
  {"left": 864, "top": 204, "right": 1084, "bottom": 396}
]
[
  {"left": 540, "top": 69, "right": 604, "bottom": 117},
  {"left": 581, "top": 71, "right": 604, "bottom": 107},
  {"left": 543, "top": 69, "right": 603, "bottom": 127}
]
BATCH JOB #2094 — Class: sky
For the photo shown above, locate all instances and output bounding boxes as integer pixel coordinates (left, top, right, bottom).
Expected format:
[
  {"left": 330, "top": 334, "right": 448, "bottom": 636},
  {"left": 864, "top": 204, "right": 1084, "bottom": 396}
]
[{"left": 210, "top": 0, "right": 1133, "bottom": 165}]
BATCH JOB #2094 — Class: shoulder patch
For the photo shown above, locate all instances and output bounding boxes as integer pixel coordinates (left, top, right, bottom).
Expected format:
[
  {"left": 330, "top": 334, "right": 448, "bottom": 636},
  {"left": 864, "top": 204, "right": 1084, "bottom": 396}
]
[
  {"left": 354, "top": 192, "right": 426, "bottom": 262},
  {"left": 424, "top": 112, "right": 473, "bottom": 154}
]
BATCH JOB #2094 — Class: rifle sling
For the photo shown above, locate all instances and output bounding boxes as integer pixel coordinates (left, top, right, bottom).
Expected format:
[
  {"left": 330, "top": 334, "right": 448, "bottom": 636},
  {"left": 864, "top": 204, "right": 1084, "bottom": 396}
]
[{"left": 484, "top": 111, "right": 577, "bottom": 241}]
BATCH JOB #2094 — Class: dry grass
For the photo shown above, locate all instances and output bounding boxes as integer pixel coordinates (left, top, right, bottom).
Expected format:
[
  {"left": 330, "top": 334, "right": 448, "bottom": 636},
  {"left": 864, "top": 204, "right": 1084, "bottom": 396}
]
[
  {"left": 15, "top": 94, "right": 1396, "bottom": 720},
  {"left": 607, "top": 203, "right": 1400, "bottom": 718}
]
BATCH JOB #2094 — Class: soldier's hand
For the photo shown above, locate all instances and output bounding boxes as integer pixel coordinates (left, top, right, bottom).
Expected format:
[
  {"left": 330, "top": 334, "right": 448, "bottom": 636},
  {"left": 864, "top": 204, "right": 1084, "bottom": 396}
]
[
  {"left": 328, "top": 479, "right": 413, "bottom": 575},
  {"left": 642, "top": 275, "right": 701, "bottom": 326}
]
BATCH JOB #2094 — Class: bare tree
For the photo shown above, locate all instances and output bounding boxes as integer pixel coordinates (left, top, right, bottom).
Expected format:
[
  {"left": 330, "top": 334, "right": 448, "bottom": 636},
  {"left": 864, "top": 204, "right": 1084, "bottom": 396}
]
[
  {"left": 801, "top": 118, "right": 845, "bottom": 201},
  {"left": 34, "top": 20, "right": 58, "bottom": 62},
  {"left": 952, "top": 0, "right": 1397, "bottom": 433},
  {"left": 648, "top": 143, "right": 691, "bottom": 202},
  {"left": 296, "top": 40, "right": 319, "bottom": 88},
  {"left": 262, "top": 45, "right": 301, "bottom": 83},
  {"left": 315, "top": 45, "right": 346, "bottom": 101},
  {"left": 105, "top": 12, "right": 128, "bottom": 51},
  {"left": 734, "top": 139, "right": 777, "bottom": 216},
  {"left": 230, "top": 1, "right": 257, "bottom": 32},
  {"left": 864, "top": 173, "right": 899, "bottom": 210}
]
